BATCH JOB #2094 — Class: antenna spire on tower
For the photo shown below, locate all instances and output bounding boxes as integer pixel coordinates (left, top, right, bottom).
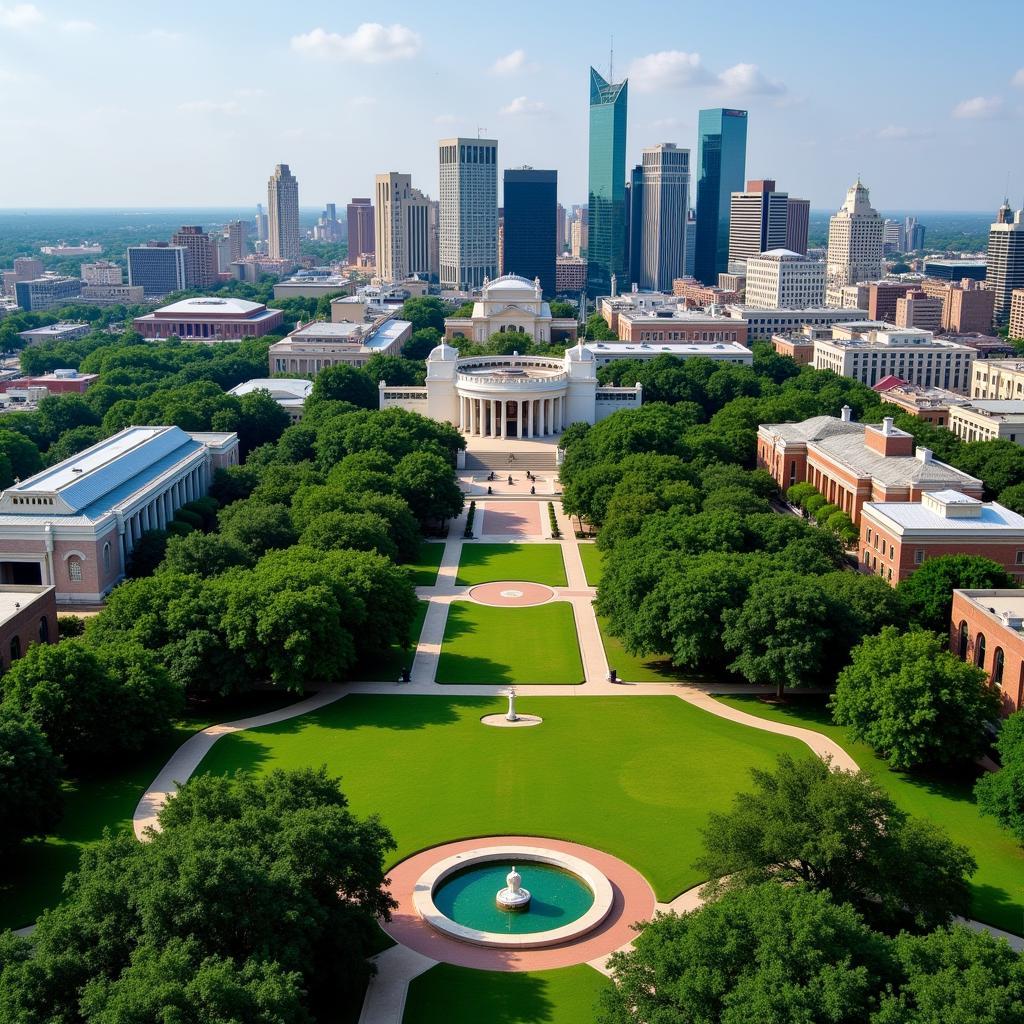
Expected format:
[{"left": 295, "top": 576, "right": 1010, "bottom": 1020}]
[{"left": 609, "top": 36, "right": 614, "bottom": 83}]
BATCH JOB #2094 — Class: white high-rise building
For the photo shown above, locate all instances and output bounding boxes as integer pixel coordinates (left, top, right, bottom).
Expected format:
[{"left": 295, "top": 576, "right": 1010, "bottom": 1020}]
[
  {"left": 745, "top": 249, "right": 826, "bottom": 308},
  {"left": 438, "top": 137, "right": 498, "bottom": 291},
  {"left": 267, "top": 164, "right": 300, "bottom": 262},
  {"left": 987, "top": 201, "right": 1024, "bottom": 327},
  {"left": 374, "top": 173, "right": 432, "bottom": 283},
  {"left": 826, "top": 180, "right": 883, "bottom": 306},
  {"left": 638, "top": 143, "right": 690, "bottom": 292},
  {"left": 727, "top": 180, "right": 788, "bottom": 273}
]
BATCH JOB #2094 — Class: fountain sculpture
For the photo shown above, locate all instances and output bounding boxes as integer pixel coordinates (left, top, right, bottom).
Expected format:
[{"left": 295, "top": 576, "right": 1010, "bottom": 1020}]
[
  {"left": 495, "top": 865, "right": 532, "bottom": 911},
  {"left": 506, "top": 687, "right": 519, "bottom": 723}
]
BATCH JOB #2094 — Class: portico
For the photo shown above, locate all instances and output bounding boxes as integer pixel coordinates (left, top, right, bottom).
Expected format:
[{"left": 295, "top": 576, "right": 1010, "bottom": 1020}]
[{"left": 457, "top": 395, "right": 567, "bottom": 438}]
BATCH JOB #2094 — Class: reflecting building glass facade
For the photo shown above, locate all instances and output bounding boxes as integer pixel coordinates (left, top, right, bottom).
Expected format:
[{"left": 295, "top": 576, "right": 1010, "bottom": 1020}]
[
  {"left": 694, "top": 108, "right": 747, "bottom": 285},
  {"left": 502, "top": 168, "right": 557, "bottom": 298},
  {"left": 587, "top": 68, "right": 628, "bottom": 297}
]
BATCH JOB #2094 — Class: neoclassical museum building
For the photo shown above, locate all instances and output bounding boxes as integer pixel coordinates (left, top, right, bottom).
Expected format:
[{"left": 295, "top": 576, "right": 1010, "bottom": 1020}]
[
  {"left": 443, "top": 274, "right": 579, "bottom": 345},
  {"left": 379, "top": 342, "right": 642, "bottom": 436}
]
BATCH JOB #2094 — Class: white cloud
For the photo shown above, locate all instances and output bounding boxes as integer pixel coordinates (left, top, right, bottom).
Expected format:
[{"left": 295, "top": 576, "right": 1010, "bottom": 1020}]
[
  {"left": 434, "top": 113, "right": 457, "bottom": 124},
  {"left": 500, "top": 96, "right": 548, "bottom": 116},
  {"left": 628, "top": 50, "right": 709, "bottom": 93},
  {"left": 491, "top": 49, "right": 535, "bottom": 75},
  {"left": 60, "top": 19, "right": 95, "bottom": 32},
  {"left": 0, "top": 3, "right": 41, "bottom": 28},
  {"left": 1012, "top": 68, "right": 1024, "bottom": 88},
  {"left": 290, "top": 23, "right": 421, "bottom": 63},
  {"left": 877, "top": 124, "right": 933, "bottom": 141},
  {"left": 717, "top": 62, "right": 785, "bottom": 96},
  {"left": 177, "top": 99, "right": 242, "bottom": 115},
  {"left": 952, "top": 95, "right": 1004, "bottom": 119}
]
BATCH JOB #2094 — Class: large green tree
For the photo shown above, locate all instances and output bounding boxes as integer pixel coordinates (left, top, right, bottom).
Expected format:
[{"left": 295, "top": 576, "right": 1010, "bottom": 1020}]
[
  {"left": 832, "top": 627, "right": 1000, "bottom": 769},
  {"left": 0, "top": 710, "right": 63, "bottom": 860},
  {"left": 975, "top": 711, "right": 1024, "bottom": 846},
  {"left": 697, "top": 754, "right": 976, "bottom": 931},
  {"left": 898, "top": 555, "right": 1017, "bottom": 633},
  {"left": 307, "top": 364, "right": 378, "bottom": 410}
]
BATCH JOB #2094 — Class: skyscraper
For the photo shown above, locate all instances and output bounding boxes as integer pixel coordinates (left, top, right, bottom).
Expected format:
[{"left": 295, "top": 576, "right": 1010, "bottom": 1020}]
[
  {"left": 438, "top": 137, "right": 498, "bottom": 291},
  {"left": 694, "top": 108, "right": 748, "bottom": 285},
  {"left": 587, "top": 67, "right": 628, "bottom": 296},
  {"left": 226, "top": 221, "right": 248, "bottom": 263},
  {"left": 684, "top": 208, "right": 696, "bottom": 277},
  {"left": 171, "top": 225, "right": 216, "bottom": 289},
  {"left": 502, "top": 167, "right": 557, "bottom": 297},
  {"left": 346, "top": 198, "right": 375, "bottom": 261},
  {"left": 127, "top": 243, "right": 186, "bottom": 298},
  {"left": 785, "top": 198, "right": 810, "bottom": 256},
  {"left": 638, "top": 143, "right": 690, "bottom": 291},
  {"left": 254, "top": 203, "right": 268, "bottom": 242},
  {"left": 904, "top": 216, "right": 926, "bottom": 252},
  {"left": 987, "top": 200, "right": 1024, "bottom": 326},
  {"left": 825, "top": 180, "right": 883, "bottom": 306},
  {"left": 556, "top": 203, "right": 567, "bottom": 254},
  {"left": 625, "top": 164, "right": 644, "bottom": 288},
  {"left": 374, "top": 173, "right": 432, "bottom": 283},
  {"left": 727, "top": 179, "right": 787, "bottom": 273},
  {"left": 267, "top": 164, "right": 300, "bottom": 262}
]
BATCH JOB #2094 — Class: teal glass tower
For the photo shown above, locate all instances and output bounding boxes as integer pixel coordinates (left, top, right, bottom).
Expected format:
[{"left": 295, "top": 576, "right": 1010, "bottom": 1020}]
[
  {"left": 587, "top": 67, "right": 628, "bottom": 297},
  {"left": 694, "top": 107, "right": 747, "bottom": 285}
]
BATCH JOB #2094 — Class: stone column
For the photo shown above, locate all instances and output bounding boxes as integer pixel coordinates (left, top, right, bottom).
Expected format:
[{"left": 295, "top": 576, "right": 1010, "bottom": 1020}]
[
  {"left": 496, "top": 399, "right": 504, "bottom": 438},
  {"left": 540, "top": 398, "right": 547, "bottom": 436},
  {"left": 517, "top": 400, "right": 523, "bottom": 439},
  {"left": 527, "top": 399, "right": 534, "bottom": 438},
  {"left": 141, "top": 505, "right": 150, "bottom": 533}
]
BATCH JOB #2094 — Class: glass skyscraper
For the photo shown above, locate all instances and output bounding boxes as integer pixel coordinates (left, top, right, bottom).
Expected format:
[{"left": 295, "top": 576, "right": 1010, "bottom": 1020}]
[
  {"left": 502, "top": 168, "right": 557, "bottom": 297},
  {"left": 694, "top": 108, "right": 747, "bottom": 285},
  {"left": 587, "top": 67, "right": 628, "bottom": 297}
]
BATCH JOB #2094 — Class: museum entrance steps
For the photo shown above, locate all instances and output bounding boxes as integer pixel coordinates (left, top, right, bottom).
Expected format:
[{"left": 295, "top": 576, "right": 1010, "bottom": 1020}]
[{"left": 464, "top": 449, "right": 559, "bottom": 473}]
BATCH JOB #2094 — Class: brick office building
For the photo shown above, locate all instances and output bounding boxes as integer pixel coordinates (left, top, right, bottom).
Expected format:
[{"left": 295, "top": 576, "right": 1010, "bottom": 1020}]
[
  {"left": 951, "top": 589, "right": 1024, "bottom": 714},
  {"left": 133, "top": 297, "right": 284, "bottom": 340}
]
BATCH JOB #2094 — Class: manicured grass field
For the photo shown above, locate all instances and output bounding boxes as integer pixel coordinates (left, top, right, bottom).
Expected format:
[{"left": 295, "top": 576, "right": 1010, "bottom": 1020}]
[
  {"left": 578, "top": 543, "right": 603, "bottom": 588},
  {"left": 597, "top": 616, "right": 694, "bottom": 684},
  {"left": 436, "top": 601, "right": 584, "bottom": 684},
  {"left": 403, "top": 963, "right": 611, "bottom": 1024},
  {"left": 354, "top": 601, "right": 428, "bottom": 682},
  {"left": 0, "top": 691, "right": 303, "bottom": 931},
  {"left": 717, "top": 695, "right": 1024, "bottom": 937},
  {"left": 456, "top": 543, "right": 567, "bottom": 587},
  {"left": 404, "top": 542, "right": 446, "bottom": 587},
  {"left": 195, "top": 694, "right": 809, "bottom": 901}
]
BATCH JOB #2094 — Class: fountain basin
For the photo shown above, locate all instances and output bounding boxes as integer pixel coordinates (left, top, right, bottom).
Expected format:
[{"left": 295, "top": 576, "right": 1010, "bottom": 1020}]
[{"left": 413, "top": 845, "right": 614, "bottom": 948}]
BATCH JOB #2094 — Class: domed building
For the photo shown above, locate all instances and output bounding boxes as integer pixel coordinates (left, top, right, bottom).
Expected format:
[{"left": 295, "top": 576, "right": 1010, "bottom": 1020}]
[
  {"left": 443, "top": 274, "right": 578, "bottom": 345},
  {"left": 379, "top": 341, "right": 641, "bottom": 437}
]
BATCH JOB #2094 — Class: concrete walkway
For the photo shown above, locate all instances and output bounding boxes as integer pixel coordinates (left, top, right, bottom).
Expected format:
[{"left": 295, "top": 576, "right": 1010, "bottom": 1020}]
[{"left": 357, "top": 945, "right": 437, "bottom": 1024}]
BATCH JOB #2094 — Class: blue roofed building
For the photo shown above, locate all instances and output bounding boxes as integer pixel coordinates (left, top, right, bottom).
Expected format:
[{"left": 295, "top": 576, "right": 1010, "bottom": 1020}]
[{"left": 0, "top": 426, "right": 238, "bottom": 603}]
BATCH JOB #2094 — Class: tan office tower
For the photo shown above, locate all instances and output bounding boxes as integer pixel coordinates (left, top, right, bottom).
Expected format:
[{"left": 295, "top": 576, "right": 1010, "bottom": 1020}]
[
  {"left": 438, "top": 137, "right": 498, "bottom": 290},
  {"left": 226, "top": 221, "right": 248, "bottom": 263},
  {"left": 267, "top": 164, "right": 300, "bottom": 262},
  {"left": 346, "top": 198, "right": 375, "bottom": 262},
  {"left": 727, "top": 179, "right": 788, "bottom": 273},
  {"left": 826, "top": 180, "right": 883, "bottom": 306},
  {"left": 374, "top": 173, "right": 431, "bottom": 282},
  {"left": 171, "top": 226, "right": 217, "bottom": 289},
  {"left": 987, "top": 200, "right": 1024, "bottom": 326},
  {"left": 639, "top": 143, "right": 690, "bottom": 292}
]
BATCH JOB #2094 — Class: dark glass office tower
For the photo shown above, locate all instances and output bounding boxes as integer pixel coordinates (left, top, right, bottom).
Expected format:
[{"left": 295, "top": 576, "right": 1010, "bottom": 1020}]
[
  {"left": 502, "top": 167, "right": 557, "bottom": 297},
  {"left": 625, "top": 164, "right": 644, "bottom": 289},
  {"left": 694, "top": 108, "right": 747, "bottom": 285},
  {"left": 587, "top": 67, "right": 628, "bottom": 296}
]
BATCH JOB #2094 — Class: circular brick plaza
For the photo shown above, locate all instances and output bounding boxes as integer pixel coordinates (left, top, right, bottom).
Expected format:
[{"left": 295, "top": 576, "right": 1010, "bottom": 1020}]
[
  {"left": 380, "top": 836, "right": 656, "bottom": 971},
  {"left": 468, "top": 582, "right": 556, "bottom": 607}
]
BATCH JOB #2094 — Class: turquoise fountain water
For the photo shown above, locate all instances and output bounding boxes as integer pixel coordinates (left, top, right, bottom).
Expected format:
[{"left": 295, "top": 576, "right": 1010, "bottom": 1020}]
[{"left": 433, "top": 862, "right": 594, "bottom": 935}]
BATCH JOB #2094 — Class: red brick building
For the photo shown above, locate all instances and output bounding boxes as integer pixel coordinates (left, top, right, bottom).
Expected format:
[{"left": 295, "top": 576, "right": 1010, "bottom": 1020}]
[
  {"left": 950, "top": 589, "right": 1024, "bottom": 714},
  {"left": 0, "top": 369, "right": 98, "bottom": 395},
  {"left": 757, "top": 408, "right": 983, "bottom": 526},
  {"left": 133, "top": 297, "right": 284, "bottom": 340},
  {"left": 872, "top": 376, "right": 971, "bottom": 425},
  {"left": 0, "top": 584, "right": 57, "bottom": 673},
  {"left": 860, "top": 490, "right": 1024, "bottom": 584}
]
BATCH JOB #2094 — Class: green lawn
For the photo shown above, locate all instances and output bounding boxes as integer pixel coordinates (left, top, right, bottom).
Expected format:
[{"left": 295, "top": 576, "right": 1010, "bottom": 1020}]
[
  {"left": 456, "top": 543, "right": 567, "bottom": 587},
  {"left": 0, "top": 691, "right": 303, "bottom": 931},
  {"left": 578, "top": 543, "right": 603, "bottom": 587},
  {"left": 194, "top": 694, "right": 809, "bottom": 901},
  {"left": 403, "top": 963, "right": 611, "bottom": 1024},
  {"left": 354, "top": 601, "right": 428, "bottom": 682},
  {"left": 404, "top": 542, "right": 446, "bottom": 587},
  {"left": 717, "top": 695, "right": 1024, "bottom": 937},
  {"left": 437, "top": 601, "right": 584, "bottom": 684},
  {"left": 597, "top": 616, "right": 694, "bottom": 684}
]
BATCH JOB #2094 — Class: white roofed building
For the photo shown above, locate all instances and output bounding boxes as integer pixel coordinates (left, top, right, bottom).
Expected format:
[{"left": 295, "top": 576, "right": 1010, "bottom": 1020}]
[
  {"left": 228, "top": 378, "right": 313, "bottom": 422},
  {"left": 443, "top": 274, "right": 578, "bottom": 344},
  {"left": 133, "top": 297, "right": 284, "bottom": 340}
]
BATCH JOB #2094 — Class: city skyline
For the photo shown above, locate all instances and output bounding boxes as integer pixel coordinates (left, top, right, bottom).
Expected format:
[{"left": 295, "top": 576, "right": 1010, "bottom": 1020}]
[{"left": 0, "top": 0, "right": 1021, "bottom": 210}]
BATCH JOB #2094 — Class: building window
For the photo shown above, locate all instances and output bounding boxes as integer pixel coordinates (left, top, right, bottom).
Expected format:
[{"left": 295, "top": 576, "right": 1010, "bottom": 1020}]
[
  {"left": 39, "top": 616, "right": 49, "bottom": 643},
  {"left": 1016, "top": 550, "right": 1024, "bottom": 566},
  {"left": 10, "top": 636, "right": 21, "bottom": 662},
  {"left": 975, "top": 632, "right": 986, "bottom": 668},
  {"left": 958, "top": 620, "right": 969, "bottom": 656},
  {"left": 915, "top": 549, "right": 924, "bottom": 565},
  {"left": 68, "top": 558, "right": 83, "bottom": 583},
  {"left": 103, "top": 542, "right": 111, "bottom": 573},
  {"left": 993, "top": 647, "right": 1005, "bottom": 687}
]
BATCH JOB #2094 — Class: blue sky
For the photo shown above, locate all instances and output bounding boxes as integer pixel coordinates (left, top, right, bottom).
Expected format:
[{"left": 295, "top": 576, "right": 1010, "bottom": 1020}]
[{"left": 0, "top": 0, "right": 1021, "bottom": 211}]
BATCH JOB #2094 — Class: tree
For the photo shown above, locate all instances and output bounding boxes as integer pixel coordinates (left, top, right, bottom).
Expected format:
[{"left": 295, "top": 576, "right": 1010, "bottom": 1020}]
[
  {"left": 160, "top": 531, "right": 253, "bottom": 577},
  {"left": 126, "top": 528, "right": 168, "bottom": 578},
  {"left": 392, "top": 450, "right": 464, "bottom": 529},
  {"left": 0, "top": 428, "right": 42, "bottom": 486},
  {"left": 307, "top": 364, "right": 378, "bottom": 409},
  {"left": 217, "top": 501, "right": 297, "bottom": 558},
  {"left": 953, "top": 439, "right": 1024, "bottom": 499},
  {"left": 832, "top": 627, "right": 1000, "bottom": 769},
  {"left": 235, "top": 389, "right": 291, "bottom": 455},
  {"left": 876, "top": 925, "right": 1024, "bottom": 1024},
  {"left": 897, "top": 554, "right": 1016, "bottom": 633},
  {"left": 548, "top": 299, "right": 578, "bottom": 319},
  {"left": 44, "top": 425, "right": 104, "bottom": 466},
  {"left": 0, "top": 768, "right": 396, "bottom": 1020},
  {"left": 697, "top": 753, "right": 976, "bottom": 932},
  {"left": 583, "top": 311, "right": 617, "bottom": 340},
  {"left": 396, "top": 296, "right": 450, "bottom": 333},
  {"left": 722, "top": 572, "right": 838, "bottom": 697},
  {"left": 299, "top": 510, "right": 398, "bottom": 560},
  {"left": 403, "top": 326, "right": 441, "bottom": 360},
  {"left": 363, "top": 353, "right": 425, "bottom": 386},
  {"left": 975, "top": 710, "right": 1024, "bottom": 846},
  {"left": 599, "top": 883, "right": 893, "bottom": 1024},
  {"left": 0, "top": 710, "right": 63, "bottom": 859}
]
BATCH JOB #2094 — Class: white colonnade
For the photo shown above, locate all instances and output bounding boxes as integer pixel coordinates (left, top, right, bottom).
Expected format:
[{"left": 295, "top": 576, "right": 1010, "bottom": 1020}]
[{"left": 457, "top": 394, "right": 566, "bottom": 438}]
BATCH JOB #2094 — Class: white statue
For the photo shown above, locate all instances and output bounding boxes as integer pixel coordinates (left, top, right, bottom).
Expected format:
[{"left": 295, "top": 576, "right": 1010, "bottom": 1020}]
[
  {"left": 496, "top": 863, "right": 531, "bottom": 910},
  {"left": 506, "top": 866, "right": 523, "bottom": 896},
  {"left": 506, "top": 687, "right": 519, "bottom": 722}
]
